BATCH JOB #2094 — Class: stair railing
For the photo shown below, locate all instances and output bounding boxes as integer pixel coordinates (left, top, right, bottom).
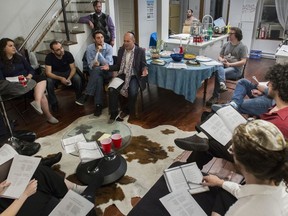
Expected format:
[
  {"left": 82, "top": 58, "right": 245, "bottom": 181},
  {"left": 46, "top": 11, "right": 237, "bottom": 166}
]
[{"left": 26, "top": 0, "right": 71, "bottom": 52}]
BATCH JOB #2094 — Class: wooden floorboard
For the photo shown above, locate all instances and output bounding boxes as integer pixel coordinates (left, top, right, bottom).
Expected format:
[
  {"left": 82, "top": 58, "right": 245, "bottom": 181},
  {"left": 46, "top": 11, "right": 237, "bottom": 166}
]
[{"left": 9, "top": 58, "right": 275, "bottom": 137}]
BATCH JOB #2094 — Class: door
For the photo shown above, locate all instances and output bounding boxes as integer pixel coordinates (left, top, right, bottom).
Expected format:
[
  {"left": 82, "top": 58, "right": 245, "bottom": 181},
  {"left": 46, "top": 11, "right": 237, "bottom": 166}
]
[{"left": 114, "top": 0, "right": 135, "bottom": 49}]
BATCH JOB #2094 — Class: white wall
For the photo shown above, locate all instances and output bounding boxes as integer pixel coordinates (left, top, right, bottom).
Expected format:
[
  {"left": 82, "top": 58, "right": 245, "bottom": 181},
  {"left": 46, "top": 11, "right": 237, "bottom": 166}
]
[
  {"left": 138, "top": 0, "right": 157, "bottom": 49},
  {"left": 0, "top": 0, "right": 60, "bottom": 50}
]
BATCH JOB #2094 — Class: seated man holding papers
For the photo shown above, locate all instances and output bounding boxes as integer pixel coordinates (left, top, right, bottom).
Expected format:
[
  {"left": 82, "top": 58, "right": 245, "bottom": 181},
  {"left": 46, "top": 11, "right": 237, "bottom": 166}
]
[{"left": 175, "top": 64, "right": 288, "bottom": 169}]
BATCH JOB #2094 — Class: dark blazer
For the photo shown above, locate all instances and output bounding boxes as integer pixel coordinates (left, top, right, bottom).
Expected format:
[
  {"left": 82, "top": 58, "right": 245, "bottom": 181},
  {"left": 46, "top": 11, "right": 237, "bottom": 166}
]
[{"left": 109, "top": 45, "right": 147, "bottom": 90}]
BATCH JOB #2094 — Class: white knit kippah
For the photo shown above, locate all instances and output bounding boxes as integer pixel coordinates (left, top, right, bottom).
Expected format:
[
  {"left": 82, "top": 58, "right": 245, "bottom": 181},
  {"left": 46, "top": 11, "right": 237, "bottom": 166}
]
[{"left": 245, "top": 120, "right": 287, "bottom": 151}]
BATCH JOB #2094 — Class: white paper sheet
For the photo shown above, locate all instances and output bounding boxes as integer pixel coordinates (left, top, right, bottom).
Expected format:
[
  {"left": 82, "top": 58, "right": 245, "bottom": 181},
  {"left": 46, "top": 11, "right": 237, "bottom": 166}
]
[
  {"left": 108, "top": 77, "right": 124, "bottom": 89},
  {"left": 0, "top": 144, "right": 18, "bottom": 166},
  {"left": 49, "top": 190, "right": 94, "bottom": 216},
  {"left": 1, "top": 155, "right": 41, "bottom": 199},
  {"left": 61, "top": 133, "right": 86, "bottom": 154},
  {"left": 160, "top": 190, "right": 207, "bottom": 216}
]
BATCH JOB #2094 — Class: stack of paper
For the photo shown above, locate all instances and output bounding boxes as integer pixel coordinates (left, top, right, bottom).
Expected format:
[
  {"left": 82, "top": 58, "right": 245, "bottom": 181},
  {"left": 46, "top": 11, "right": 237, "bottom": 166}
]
[
  {"left": 61, "top": 133, "right": 86, "bottom": 154},
  {"left": 167, "top": 62, "right": 187, "bottom": 69},
  {"left": 76, "top": 141, "right": 104, "bottom": 163}
]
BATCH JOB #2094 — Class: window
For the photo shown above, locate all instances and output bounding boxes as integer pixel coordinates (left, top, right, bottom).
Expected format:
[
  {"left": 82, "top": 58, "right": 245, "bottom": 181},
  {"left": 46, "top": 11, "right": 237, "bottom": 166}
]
[{"left": 256, "top": 0, "right": 284, "bottom": 40}]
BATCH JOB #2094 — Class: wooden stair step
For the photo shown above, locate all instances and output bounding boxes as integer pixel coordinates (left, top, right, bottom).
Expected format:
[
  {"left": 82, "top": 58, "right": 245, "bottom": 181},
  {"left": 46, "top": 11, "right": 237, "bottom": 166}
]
[
  {"left": 36, "top": 50, "right": 50, "bottom": 55},
  {"left": 43, "top": 39, "right": 78, "bottom": 46},
  {"left": 66, "top": 10, "right": 93, "bottom": 13},
  {"left": 51, "top": 29, "right": 85, "bottom": 34}
]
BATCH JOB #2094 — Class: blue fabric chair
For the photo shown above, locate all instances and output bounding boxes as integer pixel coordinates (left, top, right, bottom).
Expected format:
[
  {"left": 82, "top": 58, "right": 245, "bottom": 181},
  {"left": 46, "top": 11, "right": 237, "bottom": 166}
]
[{"left": 149, "top": 32, "right": 157, "bottom": 47}]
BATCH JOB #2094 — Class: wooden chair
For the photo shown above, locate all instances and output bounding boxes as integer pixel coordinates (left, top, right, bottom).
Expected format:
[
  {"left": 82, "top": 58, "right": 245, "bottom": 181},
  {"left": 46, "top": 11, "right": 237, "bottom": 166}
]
[{"left": 226, "top": 59, "right": 248, "bottom": 90}]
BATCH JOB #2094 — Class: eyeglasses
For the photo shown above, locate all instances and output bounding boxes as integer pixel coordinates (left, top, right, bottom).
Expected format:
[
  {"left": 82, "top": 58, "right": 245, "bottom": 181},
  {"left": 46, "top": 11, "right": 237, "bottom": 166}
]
[{"left": 228, "top": 33, "right": 236, "bottom": 35}]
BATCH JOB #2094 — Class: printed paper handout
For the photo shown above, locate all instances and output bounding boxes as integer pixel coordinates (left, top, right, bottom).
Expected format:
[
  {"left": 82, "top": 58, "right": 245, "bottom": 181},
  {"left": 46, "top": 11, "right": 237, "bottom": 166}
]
[
  {"left": 164, "top": 162, "right": 209, "bottom": 195},
  {"left": 61, "top": 133, "right": 86, "bottom": 154},
  {"left": 0, "top": 155, "right": 41, "bottom": 199},
  {"left": 76, "top": 141, "right": 104, "bottom": 163},
  {"left": 200, "top": 105, "right": 247, "bottom": 146}
]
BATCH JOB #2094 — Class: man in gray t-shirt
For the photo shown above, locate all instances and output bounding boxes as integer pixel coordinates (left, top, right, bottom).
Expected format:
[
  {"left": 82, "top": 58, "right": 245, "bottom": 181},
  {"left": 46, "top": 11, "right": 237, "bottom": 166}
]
[{"left": 206, "top": 27, "right": 248, "bottom": 106}]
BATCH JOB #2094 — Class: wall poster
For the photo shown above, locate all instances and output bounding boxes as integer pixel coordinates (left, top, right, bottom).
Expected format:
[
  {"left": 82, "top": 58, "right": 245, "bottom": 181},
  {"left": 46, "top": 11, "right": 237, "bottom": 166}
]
[{"left": 146, "top": 0, "right": 155, "bottom": 21}]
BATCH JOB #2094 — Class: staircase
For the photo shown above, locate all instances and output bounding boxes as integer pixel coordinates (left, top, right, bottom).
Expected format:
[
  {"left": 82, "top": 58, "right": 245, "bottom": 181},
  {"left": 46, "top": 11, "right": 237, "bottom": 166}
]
[{"left": 35, "top": 0, "right": 106, "bottom": 71}]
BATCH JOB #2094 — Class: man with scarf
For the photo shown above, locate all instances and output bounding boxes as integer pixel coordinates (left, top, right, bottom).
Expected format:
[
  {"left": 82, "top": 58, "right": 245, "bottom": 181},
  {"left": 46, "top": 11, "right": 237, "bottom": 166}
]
[{"left": 101, "top": 32, "right": 148, "bottom": 122}]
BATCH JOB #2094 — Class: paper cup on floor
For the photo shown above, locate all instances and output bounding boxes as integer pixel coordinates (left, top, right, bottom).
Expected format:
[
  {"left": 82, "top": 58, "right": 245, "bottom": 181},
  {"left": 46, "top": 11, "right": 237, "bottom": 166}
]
[
  {"left": 111, "top": 134, "right": 122, "bottom": 149},
  {"left": 100, "top": 138, "right": 112, "bottom": 154}
]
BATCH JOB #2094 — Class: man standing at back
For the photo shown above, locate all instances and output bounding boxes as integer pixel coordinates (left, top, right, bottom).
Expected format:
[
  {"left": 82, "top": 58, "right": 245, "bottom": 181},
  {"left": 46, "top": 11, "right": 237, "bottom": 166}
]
[
  {"left": 79, "top": 0, "right": 116, "bottom": 46},
  {"left": 45, "top": 41, "right": 82, "bottom": 112}
]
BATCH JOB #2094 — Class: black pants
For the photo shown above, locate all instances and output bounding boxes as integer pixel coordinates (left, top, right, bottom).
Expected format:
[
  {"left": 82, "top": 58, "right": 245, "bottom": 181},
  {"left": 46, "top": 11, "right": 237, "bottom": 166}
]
[{"left": 0, "top": 165, "right": 68, "bottom": 216}]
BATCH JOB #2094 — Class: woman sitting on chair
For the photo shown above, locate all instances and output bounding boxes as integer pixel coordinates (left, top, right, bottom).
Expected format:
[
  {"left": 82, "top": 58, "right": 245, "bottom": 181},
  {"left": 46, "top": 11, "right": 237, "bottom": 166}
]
[{"left": 0, "top": 38, "right": 58, "bottom": 124}]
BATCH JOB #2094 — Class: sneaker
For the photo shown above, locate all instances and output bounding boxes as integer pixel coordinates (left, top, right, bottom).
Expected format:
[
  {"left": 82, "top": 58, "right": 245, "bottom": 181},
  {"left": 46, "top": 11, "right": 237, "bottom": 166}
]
[
  {"left": 212, "top": 101, "right": 238, "bottom": 112},
  {"left": 229, "top": 101, "right": 238, "bottom": 109},
  {"left": 206, "top": 96, "right": 218, "bottom": 107},
  {"left": 108, "top": 112, "right": 118, "bottom": 124},
  {"left": 47, "top": 116, "right": 59, "bottom": 124},
  {"left": 94, "top": 104, "right": 102, "bottom": 117},
  {"left": 219, "top": 82, "right": 227, "bottom": 92},
  {"left": 75, "top": 94, "right": 88, "bottom": 106},
  {"left": 30, "top": 101, "right": 43, "bottom": 115},
  {"left": 174, "top": 134, "right": 209, "bottom": 151},
  {"left": 211, "top": 103, "right": 228, "bottom": 112},
  {"left": 116, "top": 111, "right": 128, "bottom": 121}
]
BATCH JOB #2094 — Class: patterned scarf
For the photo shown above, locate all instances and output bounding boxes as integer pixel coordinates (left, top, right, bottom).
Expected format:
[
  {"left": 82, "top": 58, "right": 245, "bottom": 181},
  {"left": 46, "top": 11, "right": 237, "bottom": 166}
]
[{"left": 118, "top": 49, "right": 134, "bottom": 97}]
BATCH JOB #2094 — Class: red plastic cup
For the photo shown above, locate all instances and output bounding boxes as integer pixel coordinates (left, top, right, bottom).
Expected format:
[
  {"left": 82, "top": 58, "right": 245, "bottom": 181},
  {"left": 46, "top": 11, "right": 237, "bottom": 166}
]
[
  {"left": 18, "top": 75, "right": 27, "bottom": 87},
  {"left": 111, "top": 134, "right": 122, "bottom": 149},
  {"left": 100, "top": 138, "right": 112, "bottom": 154}
]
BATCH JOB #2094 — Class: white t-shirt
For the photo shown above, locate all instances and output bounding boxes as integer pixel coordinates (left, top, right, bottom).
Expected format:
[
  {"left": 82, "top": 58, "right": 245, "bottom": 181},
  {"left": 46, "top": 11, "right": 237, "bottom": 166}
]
[{"left": 223, "top": 181, "right": 288, "bottom": 216}]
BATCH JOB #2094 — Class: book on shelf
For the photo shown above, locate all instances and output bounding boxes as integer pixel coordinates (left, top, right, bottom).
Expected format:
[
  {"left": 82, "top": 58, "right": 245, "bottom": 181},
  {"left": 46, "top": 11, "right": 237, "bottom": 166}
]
[
  {"left": 164, "top": 162, "right": 209, "bottom": 195},
  {"left": 76, "top": 141, "right": 104, "bottom": 163},
  {"left": 200, "top": 105, "right": 247, "bottom": 146},
  {"left": 61, "top": 133, "right": 86, "bottom": 154},
  {"left": 48, "top": 190, "right": 94, "bottom": 216},
  {"left": 0, "top": 154, "right": 41, "bottom": 199}
]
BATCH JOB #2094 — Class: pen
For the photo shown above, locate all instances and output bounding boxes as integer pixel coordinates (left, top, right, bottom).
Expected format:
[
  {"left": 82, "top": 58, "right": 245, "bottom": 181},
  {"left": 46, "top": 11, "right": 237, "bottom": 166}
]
[{"left": 187, "top": 180, "right": 202, "bottom": 185}]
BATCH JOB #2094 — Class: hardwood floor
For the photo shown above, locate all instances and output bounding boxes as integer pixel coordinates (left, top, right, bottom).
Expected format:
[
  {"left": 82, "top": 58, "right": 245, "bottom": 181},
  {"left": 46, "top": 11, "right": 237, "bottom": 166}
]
[{"left": 10, "top": 58, "right": 275, "bottom": 138}]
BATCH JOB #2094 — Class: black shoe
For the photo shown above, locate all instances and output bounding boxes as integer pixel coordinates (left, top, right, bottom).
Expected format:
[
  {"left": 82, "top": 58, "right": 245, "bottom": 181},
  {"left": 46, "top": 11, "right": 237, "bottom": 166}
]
[
  {"left": 11, "top": 138, "right": 41, "bottom": 156},
  {"left": 75, "top": 94, "right": 89, "bottom": 106},
  {"left": 13, "top": 130, "right": 37, "bottom": 142},
  {"left": 108, "top": 112, "right": 118, "bottom": 124},
  {"left": 40, "top": 152, "right": 62, "bottom": 167},
  {"left": 51, "top": 103, "right": 59, "bottom": 113},
  {"left": 94, "top": 104, "right": 102, "bottom": 117},
  {"left": 174, "top": 134, "right": 209, "bottom": 151},
  {"left": 206, "top": 96, "right": 218, "bottom": 107}
]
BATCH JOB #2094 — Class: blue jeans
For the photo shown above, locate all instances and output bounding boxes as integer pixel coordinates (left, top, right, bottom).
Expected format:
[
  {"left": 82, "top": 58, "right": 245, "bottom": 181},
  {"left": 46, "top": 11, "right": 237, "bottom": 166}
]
[
  {"left": 213, "top": 66, "right": 242, "bottom": 98},
  {"left": 46, "top": 70, "right": 82, "bottom": 105},
  {"left": 85, "top": 68, "right": 111, "bottom": 105},
  {"left": 109, "top": 76, "right": 139, "bottom": 115},
  {"left": 232, "top": 79, "right": 273, "bottom": 116}
]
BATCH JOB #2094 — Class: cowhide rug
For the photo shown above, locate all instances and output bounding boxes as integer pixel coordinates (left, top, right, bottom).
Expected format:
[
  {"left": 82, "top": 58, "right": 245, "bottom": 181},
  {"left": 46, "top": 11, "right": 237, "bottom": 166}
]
[{"left": 35, "top": 109, "right": 195, "bottom": 215}]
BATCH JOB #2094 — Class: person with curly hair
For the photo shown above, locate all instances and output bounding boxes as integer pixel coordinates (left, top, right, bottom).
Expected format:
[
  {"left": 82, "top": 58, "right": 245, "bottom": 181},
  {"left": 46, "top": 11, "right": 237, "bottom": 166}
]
[
  {"left": 206, "top": 27, "right": 248, "bottom": 106},
  {"left": 203, "top": 120, "right": 288, "bottom": 215},
  {"left": 175, "top": 63, "right": 288, "bottom": 169}
]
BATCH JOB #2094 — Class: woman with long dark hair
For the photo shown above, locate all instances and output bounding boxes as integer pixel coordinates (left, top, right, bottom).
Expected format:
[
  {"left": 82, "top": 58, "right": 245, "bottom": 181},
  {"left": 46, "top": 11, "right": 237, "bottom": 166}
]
[{"left": 0, "top": 38, "right": 58, "bottom": 124}]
